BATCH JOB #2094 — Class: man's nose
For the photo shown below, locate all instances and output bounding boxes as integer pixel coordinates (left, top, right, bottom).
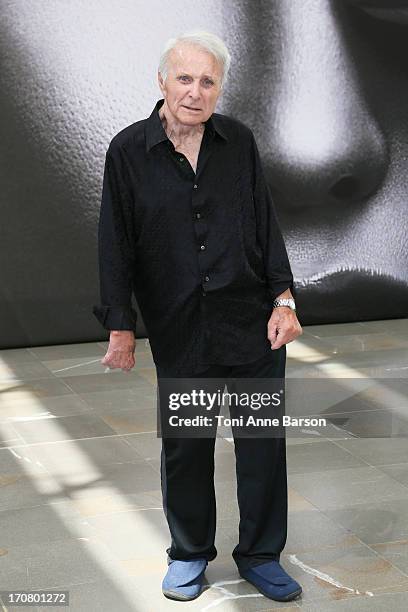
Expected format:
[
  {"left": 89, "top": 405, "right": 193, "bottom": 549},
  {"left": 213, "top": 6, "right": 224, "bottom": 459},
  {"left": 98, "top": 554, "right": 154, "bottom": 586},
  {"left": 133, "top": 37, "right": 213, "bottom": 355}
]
[
  {"left": 188, "top": 79, "right": 202, "bottom": 100},
  {"left": 243, "top": 0, "right": 389, "bottom": 208}
]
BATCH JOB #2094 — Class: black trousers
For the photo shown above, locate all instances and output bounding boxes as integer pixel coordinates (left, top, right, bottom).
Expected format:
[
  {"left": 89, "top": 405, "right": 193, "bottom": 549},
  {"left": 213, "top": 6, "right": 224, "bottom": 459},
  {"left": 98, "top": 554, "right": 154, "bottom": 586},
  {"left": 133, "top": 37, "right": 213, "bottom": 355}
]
[{"left": 155, "top": 346, "right": 287, "bottom": 571}]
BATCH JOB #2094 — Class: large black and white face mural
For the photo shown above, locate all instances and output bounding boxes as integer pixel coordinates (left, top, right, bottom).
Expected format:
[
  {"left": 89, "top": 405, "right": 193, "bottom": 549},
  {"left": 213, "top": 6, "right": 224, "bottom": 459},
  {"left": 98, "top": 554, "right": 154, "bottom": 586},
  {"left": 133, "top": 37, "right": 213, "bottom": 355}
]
[
  {"left": 222, "top": 0, "right": 408, "bottom": 324},
  {"left": 1, "top": 0, "right": 407, "bottom": 345}
]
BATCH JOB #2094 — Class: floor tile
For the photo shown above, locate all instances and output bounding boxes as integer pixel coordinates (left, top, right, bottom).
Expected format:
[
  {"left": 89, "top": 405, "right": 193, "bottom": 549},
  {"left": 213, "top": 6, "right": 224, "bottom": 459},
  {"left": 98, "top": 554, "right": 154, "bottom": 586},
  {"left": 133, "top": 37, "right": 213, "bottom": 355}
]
[
  {"left": 0, "top": 361, "right": 54, "bottom": 382},
  {"left": 288, "top": 466, "right": 408, "bottom": 511},
  {"left": 287, "top": 441, "right": 367, "bottom": 474},
  {"left": 11, "top": 413, "right": 118, "bottom": 444},
  {"left": 325, "top": 498, "right": 408, "bottom": 545},
  {"left": 0, "top": 395, "right": 91, "bottom": 422},
  {"left": 282, "top": 544, "right": 408, "bottom": 602},
  {"left": 334, "top": 438, "right": 408, "bottom": 466}
]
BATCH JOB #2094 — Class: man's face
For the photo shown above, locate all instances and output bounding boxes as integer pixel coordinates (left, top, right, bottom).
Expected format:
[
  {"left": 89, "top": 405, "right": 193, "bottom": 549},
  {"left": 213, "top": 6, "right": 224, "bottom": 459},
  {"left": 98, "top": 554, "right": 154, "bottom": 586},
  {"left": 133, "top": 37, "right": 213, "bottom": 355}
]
[{"left": 158, "top": 43, "right": 223, "bottom": 125}]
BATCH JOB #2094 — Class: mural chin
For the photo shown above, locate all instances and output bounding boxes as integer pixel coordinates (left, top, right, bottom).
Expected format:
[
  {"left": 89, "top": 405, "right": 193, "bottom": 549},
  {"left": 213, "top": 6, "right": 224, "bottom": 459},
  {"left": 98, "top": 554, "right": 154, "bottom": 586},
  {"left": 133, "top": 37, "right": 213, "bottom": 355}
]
[
  {"left": 297, "top": 270, "right": 408, "bottom": 324},
  {"left": 270, "top": 178, "right": 408, "bottom": 323}
]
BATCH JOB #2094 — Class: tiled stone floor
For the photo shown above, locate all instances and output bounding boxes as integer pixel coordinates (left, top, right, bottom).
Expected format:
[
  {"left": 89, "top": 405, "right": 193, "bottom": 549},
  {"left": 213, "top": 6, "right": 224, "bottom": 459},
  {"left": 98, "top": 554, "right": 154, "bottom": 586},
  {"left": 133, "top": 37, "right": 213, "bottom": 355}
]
[{"left": 0, "top": 318, "right": 407, "bottom": 611}]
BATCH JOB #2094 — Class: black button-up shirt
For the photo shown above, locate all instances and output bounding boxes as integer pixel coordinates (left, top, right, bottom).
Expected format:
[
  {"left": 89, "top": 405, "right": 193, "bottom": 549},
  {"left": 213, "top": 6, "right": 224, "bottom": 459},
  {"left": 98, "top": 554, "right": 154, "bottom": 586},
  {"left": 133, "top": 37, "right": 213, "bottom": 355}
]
[{"left": 93, "top": 98, "right": 295, "bottom": 375}]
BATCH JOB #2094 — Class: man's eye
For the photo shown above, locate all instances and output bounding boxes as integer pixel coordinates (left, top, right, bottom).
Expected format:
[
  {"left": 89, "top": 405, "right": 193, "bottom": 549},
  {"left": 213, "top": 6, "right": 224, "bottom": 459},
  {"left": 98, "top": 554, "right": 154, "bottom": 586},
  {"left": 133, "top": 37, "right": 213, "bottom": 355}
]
[{"left": 179, "top": 75, "right": 191, "bottom": 82}]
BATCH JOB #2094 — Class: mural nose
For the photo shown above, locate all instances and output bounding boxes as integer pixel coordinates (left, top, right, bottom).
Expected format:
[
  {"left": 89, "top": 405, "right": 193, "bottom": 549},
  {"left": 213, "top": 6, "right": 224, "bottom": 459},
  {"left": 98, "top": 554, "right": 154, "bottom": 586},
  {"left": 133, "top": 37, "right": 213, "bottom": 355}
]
[
  {"left": 243, "top": 0, "right": 389, "bottom": 209},
  {"left": 262, "top": 107, "right": 388, "bottom": 209},
  {"left": 330, "top": 174, "right": 359, "bottom": 200},
  {"left": 328, "top": 164, "right": 379, "bottom": 203}
]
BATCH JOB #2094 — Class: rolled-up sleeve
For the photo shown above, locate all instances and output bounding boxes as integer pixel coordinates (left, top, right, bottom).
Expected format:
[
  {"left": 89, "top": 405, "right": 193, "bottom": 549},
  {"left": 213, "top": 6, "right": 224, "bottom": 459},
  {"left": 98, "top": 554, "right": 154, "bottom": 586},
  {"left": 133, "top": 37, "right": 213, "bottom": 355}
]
[
  {"left": 250, "top": 131, "right": 296, "bottom": 302},
  {"left": 92, "top": 143, "right": 138, "bottom": 332}
]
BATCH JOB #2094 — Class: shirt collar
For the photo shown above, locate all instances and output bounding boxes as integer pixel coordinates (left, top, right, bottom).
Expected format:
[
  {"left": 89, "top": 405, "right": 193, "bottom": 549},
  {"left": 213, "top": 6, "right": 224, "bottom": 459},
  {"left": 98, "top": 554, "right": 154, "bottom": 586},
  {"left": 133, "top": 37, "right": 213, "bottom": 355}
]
[{"left": 145, "top": 98, "right": 228, "bottom": 152}]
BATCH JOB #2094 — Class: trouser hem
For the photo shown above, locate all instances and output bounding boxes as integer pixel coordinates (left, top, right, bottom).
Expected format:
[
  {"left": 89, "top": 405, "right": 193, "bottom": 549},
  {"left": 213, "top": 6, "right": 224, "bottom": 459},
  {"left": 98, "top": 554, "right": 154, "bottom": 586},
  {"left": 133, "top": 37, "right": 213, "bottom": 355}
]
[
  {"left": 167, "top": 548, "right": 217, "bottom": 563},
  {"left": 232, "top": 553, "right": 281, "bottom": 572}
]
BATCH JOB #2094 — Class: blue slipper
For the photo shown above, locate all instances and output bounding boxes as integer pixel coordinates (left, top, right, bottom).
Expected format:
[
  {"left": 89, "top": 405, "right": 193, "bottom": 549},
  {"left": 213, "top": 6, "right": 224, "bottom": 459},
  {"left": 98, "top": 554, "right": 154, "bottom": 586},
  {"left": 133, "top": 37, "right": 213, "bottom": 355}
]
[
  {"left": 239, "top": 560, "right": 302, "bottom": 602},
  {"left": 162, "top": 557, "right": 208, "bottom": 601}
]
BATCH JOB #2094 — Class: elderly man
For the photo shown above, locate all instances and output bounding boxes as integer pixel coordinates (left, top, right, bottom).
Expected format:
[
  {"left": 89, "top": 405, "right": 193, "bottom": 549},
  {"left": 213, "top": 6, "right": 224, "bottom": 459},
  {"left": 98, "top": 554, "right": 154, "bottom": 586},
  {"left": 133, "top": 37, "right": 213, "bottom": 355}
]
[{"left": 93, "top": 30, "right": 303, "bottom": 602}]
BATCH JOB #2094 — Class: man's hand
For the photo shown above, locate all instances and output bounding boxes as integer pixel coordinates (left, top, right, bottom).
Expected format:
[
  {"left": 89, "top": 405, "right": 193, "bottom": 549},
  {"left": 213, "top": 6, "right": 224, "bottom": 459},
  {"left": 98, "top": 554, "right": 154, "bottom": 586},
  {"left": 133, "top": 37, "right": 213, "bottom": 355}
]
[
  {"left": 101, "top": 330, "right": 136, "bottom": 372},
  {"left": 268, "top": 307, "right": 302, "bottom": 350}
]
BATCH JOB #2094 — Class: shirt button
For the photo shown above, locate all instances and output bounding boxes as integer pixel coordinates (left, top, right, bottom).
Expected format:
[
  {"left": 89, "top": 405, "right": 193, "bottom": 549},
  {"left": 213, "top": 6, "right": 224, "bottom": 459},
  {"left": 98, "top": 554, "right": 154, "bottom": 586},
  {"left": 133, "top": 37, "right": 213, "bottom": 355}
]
[
  {"left": 202, "top": 291, "right": 207, "bottom": 296},
  {"left": 196, "top": 212, "right": 201, "bottom": 219},
  {"left": 179, "top": 157, "right": 184, "bottom": 162},
  {"left": 193, "top": 184, "right": 198, "bottom": 189},
  {"left": 200, "top": 244, "right": 206, "bottom": 250},
  {"left": 204, "top": 275, "right": 210, "bottom": 282}
]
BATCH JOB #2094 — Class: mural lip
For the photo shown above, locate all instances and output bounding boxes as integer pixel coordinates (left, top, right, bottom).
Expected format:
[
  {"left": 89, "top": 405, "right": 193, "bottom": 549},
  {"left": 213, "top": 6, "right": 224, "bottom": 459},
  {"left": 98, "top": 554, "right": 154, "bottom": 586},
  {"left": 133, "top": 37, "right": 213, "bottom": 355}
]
[
  {"left": 296, "top": 268, "right": 408, "bottom": 287},
  {"left": 296, "top": 268, "right": 408, "bottom": 304},
  {"left": 295, "top": 268, "right": 408, "bottom": 322}
]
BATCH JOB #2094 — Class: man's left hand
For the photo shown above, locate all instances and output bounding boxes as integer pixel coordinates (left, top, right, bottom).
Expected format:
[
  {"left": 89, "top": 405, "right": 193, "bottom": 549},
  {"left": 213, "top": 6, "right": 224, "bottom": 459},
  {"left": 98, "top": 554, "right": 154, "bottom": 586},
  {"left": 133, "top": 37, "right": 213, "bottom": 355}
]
[{"left": 268, "top": 307, "right": 303, "bottom": 350}]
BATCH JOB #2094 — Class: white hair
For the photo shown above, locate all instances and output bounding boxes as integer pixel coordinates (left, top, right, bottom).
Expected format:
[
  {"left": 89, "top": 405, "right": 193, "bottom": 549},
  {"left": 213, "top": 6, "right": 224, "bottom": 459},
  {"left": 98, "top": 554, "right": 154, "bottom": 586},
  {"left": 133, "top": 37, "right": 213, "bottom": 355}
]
[{"left": 158, "top": 29, "right": 231, "bottom": 89}]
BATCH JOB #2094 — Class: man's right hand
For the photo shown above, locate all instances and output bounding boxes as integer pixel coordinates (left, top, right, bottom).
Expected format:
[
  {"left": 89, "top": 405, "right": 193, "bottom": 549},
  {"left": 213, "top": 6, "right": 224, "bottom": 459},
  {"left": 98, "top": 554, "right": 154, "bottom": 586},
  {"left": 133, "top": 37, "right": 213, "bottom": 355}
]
[{"left": 101, "top": 330, "right": 136, "bottom": 372}]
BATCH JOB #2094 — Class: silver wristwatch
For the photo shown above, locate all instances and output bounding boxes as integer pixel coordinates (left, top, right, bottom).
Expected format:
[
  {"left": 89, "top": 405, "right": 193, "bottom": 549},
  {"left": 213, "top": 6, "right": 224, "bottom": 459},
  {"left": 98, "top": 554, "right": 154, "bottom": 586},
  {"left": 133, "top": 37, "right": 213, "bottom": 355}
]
[{"left": 272, "top": 298, "right": 296, "bottom": 311}]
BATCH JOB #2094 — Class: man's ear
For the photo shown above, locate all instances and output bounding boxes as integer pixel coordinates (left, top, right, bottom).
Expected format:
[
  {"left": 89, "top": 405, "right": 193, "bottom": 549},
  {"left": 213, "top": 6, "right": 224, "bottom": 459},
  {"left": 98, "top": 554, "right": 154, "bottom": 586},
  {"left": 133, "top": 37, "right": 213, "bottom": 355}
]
[{"left": 158, "top": 71, "right": 165, "bottom": 95}]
